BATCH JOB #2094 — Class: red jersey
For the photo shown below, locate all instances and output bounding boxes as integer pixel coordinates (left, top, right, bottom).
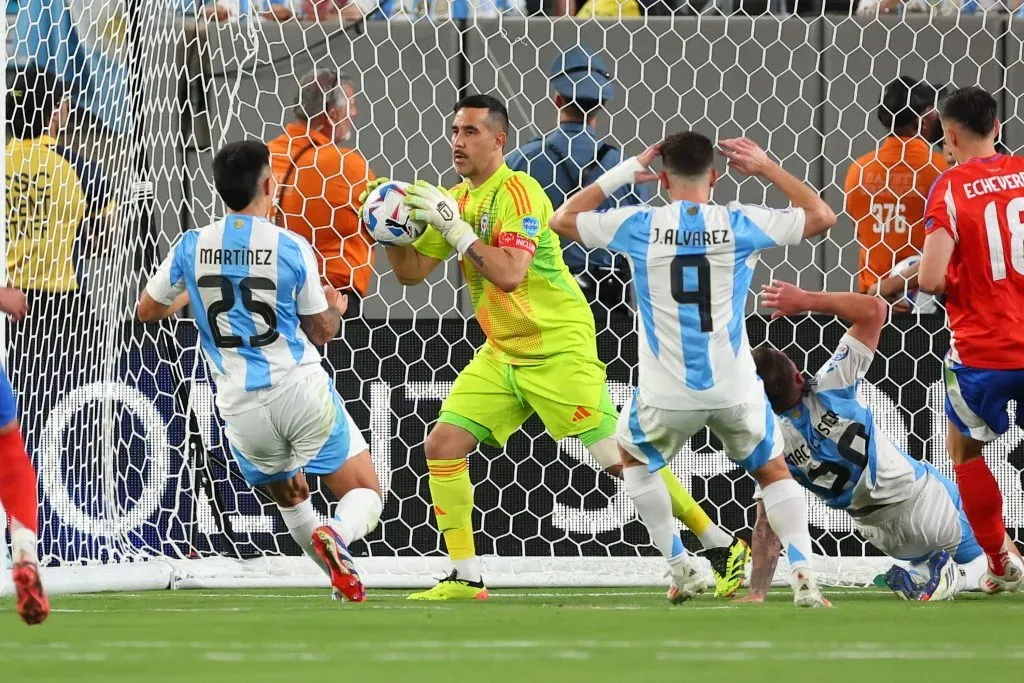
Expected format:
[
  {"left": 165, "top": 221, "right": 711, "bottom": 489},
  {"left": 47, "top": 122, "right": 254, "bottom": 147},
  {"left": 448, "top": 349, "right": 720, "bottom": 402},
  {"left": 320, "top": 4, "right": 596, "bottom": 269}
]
[{"left": 924, "top": 154, "right": 1024, "bottom": 369}]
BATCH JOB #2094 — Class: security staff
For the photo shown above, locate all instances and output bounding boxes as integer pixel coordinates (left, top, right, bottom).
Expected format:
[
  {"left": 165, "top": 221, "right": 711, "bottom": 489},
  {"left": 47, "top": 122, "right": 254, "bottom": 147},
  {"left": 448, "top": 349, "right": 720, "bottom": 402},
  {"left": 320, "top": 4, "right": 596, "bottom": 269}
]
[{"left": 507, "top": 46, "right": 652, "bottom": 324}]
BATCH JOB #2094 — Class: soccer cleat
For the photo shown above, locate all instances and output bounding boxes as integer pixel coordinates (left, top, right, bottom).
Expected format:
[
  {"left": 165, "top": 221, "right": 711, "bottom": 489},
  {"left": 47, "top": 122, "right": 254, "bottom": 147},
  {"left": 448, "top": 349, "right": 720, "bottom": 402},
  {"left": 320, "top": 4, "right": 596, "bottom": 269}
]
[
  {"left": 702, "top": 537, "right": 750, "bottom": 598},
  {"left": 407, "top": 570, "right": 488, "bottom": 601},
  {"left": 791, "top": 568, "right": 831, "bottom": 608},
  {"left": 311, "top": 526, "right": 366, "bottom": 602},
  {"left": 981, "top": 552, "right": 1024, "bottom": 594},
  {"left": 12, "top": 562, "right": 49, "bottom": 625},
  {"left": 883, "top": 564, "right": 918, "bottom": 600},
  {"left": 915, "top": 552, "right": 959, "bottom": 602},
  {"left": 666, "top": 555, "right": 706, "bottom": 605}
]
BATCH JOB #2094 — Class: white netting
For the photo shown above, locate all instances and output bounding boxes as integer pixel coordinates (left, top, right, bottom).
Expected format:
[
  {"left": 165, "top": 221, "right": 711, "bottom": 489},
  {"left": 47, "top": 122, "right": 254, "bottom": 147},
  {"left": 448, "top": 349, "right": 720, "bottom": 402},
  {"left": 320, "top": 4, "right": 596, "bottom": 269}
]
[{"left": 3, "top": 3, "right": 1024, "bottom": 593}]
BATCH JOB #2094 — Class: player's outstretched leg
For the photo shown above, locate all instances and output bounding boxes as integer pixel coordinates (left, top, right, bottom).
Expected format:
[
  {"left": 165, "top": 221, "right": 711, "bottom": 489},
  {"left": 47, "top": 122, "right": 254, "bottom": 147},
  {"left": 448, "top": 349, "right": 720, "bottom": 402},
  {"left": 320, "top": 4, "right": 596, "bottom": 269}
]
[
  {"left": 587, "top": 436, "right": 747, "bottom": 597},
  {"left": 408, "top": 423, "right": 487, "bottom": 601},
  {"left": 752, "top": 459, "right": 829, "bottom": 608},
  {"left": 0, "top": 417, "right": 48, "bottom": 626},
  {"left": 946, "top": 424, "right": 1023, "bottom": 593},
  {"left": 315, "top": 450, "right": 384, "bottom": 603},
  {"left": 620, "top": 452, "right": 704, "bottom": 604}
]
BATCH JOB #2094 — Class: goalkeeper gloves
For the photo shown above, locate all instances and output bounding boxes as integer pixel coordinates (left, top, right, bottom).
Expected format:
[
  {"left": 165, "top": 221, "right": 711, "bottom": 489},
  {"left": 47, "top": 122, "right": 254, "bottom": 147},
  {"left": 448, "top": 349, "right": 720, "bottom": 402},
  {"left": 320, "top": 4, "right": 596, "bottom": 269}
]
[
  {"left": 357, "top": 177, "right": 389, "bottom": 205},
  {"left": 405, "top": 180, "right": 478, "bottom": 255}
]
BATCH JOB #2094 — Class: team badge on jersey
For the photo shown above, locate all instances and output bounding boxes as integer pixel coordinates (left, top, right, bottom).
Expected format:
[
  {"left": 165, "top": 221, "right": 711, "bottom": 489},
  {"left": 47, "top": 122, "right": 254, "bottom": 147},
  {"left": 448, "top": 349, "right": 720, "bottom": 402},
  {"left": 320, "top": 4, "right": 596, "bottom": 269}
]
[
  {"left": 480, "top": 212, "right": 489, "bottom": 235},
  {"left": 522, "top": 216, "right": 540, "bottom": 237},
  {"left": 822, "top": 344, "right": 849, "bottom": 375}
]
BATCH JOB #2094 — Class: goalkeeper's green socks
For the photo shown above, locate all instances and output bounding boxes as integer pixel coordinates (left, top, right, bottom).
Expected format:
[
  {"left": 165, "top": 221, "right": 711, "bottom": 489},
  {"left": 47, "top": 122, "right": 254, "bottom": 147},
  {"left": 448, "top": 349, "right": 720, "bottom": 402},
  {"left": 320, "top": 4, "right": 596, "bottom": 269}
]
[
  {"left": 427, "top": 458, "right": 481, "bottom": 581},
  {"left": 658, "top": 468, "right": 732, "bottom": 550}
]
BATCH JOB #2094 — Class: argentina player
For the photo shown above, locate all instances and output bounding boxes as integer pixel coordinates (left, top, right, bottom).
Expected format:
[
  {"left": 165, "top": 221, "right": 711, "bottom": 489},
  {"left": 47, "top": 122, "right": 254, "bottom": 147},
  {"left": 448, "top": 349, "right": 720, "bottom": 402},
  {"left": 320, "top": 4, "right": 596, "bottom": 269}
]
[
  {"left": 551, "top": 133, "right": 837, "bottom": 606},
  {"left": 746, "top": 281, "right": 1019, "bottom": 601},
  {"left": 137, "top": 141, "right": 382, "bottom": 602}
]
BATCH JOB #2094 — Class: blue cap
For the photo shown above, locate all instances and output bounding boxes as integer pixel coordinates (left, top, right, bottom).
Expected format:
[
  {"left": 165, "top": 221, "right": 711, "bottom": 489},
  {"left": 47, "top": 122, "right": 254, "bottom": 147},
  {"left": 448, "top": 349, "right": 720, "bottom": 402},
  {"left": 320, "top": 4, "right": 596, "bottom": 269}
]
[{"left": 549, "top": 47, "right": 615, "bottom": 104}]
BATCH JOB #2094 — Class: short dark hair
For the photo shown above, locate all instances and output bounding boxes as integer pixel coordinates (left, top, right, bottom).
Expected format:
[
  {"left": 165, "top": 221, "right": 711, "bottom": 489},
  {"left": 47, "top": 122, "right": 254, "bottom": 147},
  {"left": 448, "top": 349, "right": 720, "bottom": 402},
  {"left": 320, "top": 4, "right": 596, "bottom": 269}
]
[
  {"left": 661, "top": 131, "right": 714, "bottom": 179},
  {"left": 8, "top": 65, "right": 65, "bottom": 139},
  {"left": 878, "top": 76, "right": 940, "bottom": 135},
  {"left": 453, "top": 94, "right": 510, "bottom": 135},
  {"left": 940, "top": 86, "right": 999, "bottom": 138},
  {"left": 752, "top": 346, "right": 800, "bottom": 413},
  {"left": 213, "top": 140, "right": 271, "bottom": 211}
]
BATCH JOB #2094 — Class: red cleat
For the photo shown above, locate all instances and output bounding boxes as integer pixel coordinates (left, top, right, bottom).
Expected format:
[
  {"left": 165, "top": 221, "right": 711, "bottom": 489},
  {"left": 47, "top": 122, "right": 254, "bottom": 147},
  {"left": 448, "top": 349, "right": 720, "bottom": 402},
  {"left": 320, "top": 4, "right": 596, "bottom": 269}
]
[
  {"left": 312, "top": 526, "right": 366, "bottom": 602},
  {"left": 12, "top": 562, "right": 49, "bottom": 625}
]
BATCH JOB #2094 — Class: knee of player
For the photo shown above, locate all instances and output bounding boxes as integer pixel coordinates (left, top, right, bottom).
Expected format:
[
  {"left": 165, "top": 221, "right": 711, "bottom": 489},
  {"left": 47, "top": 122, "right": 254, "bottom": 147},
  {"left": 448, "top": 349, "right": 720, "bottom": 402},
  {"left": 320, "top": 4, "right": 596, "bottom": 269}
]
[
  {"left": 268, "top": 476, "right": 311, "bottom": 508},
  {"left": 423, "top": 428, "right": 451, "bottom": 461},
  {"left": 751, "top": 457, "right": 792, "bottom": 488}
]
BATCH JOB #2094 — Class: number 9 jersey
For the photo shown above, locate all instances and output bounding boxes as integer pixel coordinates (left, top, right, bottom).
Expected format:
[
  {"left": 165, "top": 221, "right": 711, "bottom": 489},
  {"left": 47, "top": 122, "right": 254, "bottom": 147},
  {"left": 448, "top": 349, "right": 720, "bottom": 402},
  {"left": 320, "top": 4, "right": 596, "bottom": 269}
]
[
  {"left": 778, "top": 334, "right": 923, "bottom": 512},
  {"left": 145, "top": 214, "right": 329, "bottom": 415},
  {"left": 577, "top": 200, "right": 805, "bottom": 410}
]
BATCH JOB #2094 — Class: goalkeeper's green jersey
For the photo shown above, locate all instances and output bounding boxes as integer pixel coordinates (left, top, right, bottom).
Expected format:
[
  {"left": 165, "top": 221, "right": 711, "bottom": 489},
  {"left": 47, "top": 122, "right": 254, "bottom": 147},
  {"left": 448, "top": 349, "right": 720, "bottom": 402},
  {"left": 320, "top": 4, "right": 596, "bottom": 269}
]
[{"left": 412, "top": 164, "right": 596, "bottom": 365}]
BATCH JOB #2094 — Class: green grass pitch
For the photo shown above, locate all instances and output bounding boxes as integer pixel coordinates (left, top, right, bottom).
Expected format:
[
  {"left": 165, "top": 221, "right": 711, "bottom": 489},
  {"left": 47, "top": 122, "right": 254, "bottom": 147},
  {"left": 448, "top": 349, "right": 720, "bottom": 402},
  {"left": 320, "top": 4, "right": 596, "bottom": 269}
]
[{"left": 3, "top": 588, "right": 1023, "bottom": 682}]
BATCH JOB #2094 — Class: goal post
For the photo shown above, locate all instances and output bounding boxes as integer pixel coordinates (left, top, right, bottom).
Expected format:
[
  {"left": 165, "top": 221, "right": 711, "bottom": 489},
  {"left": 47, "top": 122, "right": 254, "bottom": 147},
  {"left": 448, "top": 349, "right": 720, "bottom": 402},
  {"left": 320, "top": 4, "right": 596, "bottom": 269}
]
[{"left": 2, "top": 4, "right": 1023, "bottom": 595}]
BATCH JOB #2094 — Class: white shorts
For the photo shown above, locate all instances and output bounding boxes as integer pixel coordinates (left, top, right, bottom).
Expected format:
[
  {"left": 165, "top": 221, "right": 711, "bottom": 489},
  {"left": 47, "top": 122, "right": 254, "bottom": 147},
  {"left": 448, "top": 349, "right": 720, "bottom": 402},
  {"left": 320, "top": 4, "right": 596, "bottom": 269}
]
[
  {"left": 224, "top": 369, "right": 368, "bottom": 486},
  {"left": 616, "top": 388, "right": 784, "bottom": 473},
  {"left": 856, "top": 464, "right": 982, "bottom": 564}
]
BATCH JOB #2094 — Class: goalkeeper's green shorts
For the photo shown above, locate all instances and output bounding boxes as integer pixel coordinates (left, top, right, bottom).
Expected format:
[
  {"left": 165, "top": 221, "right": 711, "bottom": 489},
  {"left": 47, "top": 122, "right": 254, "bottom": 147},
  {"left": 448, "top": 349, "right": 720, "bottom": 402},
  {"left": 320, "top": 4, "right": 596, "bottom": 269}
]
[{"left": 438, "top": 350, "right": 618, "bottom": 448}]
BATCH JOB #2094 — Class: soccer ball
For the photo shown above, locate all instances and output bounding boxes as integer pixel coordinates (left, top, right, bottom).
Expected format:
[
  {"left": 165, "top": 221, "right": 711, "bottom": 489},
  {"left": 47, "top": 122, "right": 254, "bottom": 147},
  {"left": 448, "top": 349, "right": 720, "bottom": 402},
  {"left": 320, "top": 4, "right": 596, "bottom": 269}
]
[
  {"left": 888, "top": 256, "right": 939, "bottom": 314},
  {"left": 361, "top": 181, "right": 426, "bottom": 247}
]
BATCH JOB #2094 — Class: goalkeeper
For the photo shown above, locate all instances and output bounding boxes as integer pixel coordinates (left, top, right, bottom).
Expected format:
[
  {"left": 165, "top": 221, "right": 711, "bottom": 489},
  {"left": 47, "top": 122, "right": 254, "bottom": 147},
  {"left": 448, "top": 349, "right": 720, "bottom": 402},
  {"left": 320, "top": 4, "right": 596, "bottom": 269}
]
[{"left": 368, "top": 94, "right": 748, "bottom": 599}]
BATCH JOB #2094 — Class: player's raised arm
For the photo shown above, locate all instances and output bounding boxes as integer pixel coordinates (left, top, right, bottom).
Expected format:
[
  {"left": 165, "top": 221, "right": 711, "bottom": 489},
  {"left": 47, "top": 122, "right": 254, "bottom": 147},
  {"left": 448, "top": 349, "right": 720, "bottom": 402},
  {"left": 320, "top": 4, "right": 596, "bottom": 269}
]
[
  {"left": 761, "top": 280, "right": 887, "bottom": 352},
  {"left": 719, "top": 138, "right": 836, "bottom": 238},
  {"left": 549, "top": 142, "right": 661, "bottom": 243}
]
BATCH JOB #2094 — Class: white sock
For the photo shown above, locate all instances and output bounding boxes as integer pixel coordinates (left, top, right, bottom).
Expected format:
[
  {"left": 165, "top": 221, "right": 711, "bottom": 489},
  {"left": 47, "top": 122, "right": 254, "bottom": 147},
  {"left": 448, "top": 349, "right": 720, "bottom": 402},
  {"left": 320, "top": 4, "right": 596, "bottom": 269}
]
[
  {"left": 278, "top": 498, "right": 329, "bottom": 575},
  {"left": 698, "top": 525, "right": 734, "bottom": 551},
  {"left": 959, "top": 555, "right": 988, "bottom": 593},
  {"left": 453, "top": 557, "right": 482, "bottom": 583},
  {"left": 761, "top": 479, "right": 813, "bottom": 571},
  {"left": 10, "top": 524, "right": 38, "bottom": 565},
  {"left": 330, "top": 488, "right": 383, "bottom": 547},
  {"left": 623, "top": 466, "right": 687, "bottom": 567}
]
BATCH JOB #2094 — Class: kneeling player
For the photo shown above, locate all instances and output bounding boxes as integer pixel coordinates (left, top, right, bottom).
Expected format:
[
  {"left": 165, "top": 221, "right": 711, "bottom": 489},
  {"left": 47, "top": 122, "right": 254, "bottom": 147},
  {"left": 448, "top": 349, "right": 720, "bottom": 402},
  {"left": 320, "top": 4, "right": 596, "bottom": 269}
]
[
  {"left": 138, "top": 141, "right": 383, "bottom": 601},
  {"left": 744, "top": 281, "right": 1016, "bottom": 601}
]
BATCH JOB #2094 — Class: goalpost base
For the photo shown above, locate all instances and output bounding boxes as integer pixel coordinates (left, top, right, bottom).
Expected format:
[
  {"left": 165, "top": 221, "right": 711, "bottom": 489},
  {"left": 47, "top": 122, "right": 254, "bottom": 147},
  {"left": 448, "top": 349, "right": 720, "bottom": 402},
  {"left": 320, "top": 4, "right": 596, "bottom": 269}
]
[{"left": 0, "top": 555, "right": 899, "bottom": 596}]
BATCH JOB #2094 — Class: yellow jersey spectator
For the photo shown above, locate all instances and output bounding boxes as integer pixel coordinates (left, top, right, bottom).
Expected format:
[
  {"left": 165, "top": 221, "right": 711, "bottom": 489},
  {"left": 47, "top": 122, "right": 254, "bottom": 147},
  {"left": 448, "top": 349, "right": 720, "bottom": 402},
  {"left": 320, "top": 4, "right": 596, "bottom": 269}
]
[{"left": 6, "top": 65, "right": 115, "bottom": 293}]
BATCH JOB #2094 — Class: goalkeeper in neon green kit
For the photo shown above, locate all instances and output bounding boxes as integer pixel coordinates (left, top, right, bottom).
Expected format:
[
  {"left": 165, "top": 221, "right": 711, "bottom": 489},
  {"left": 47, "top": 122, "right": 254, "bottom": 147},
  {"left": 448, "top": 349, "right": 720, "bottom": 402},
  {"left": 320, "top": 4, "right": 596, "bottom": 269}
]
[{"left": 365, "top": 94, "right": 747, "bottom": 599}]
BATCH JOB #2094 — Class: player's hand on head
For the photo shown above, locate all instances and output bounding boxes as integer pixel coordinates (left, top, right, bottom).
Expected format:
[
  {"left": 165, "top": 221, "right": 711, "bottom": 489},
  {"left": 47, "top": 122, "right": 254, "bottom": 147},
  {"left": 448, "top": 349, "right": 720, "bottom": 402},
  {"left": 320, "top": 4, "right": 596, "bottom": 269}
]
[
  {"left": 0, "top": 288, "right": 28, "bottom": 321},
  {"left": 405, "top": 180, "right": 460, "bottom": 234},
  {"left": 634, "top": 142, "right": 663, "bottom": 183},
  {"left": 357, "top": 177, "right": 390, "bottom": 205},
  {"left": 760, "top": 280, "right": 809, "bottom": 319},
  {"left": 718, "top": 137, "right": 771, "bottom": 177}
]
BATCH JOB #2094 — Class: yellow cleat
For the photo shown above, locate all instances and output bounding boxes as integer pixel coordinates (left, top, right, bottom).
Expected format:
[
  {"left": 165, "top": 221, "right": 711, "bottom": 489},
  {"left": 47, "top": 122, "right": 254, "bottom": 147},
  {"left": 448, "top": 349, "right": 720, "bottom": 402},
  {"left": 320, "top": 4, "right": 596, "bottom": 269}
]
[
  {"left": 703, "top": 537, "right": 751, "bottom": 598},
  {"left": 408, "top": 571, "right": 489, "bottom": 601}
]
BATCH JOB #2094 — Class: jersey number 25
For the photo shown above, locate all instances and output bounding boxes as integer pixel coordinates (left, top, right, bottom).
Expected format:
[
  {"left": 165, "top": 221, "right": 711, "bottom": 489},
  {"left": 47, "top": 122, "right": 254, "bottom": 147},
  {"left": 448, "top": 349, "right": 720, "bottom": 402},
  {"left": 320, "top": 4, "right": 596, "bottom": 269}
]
[{"left": 198, "top": 275, "right": 280, "bottom": 349}]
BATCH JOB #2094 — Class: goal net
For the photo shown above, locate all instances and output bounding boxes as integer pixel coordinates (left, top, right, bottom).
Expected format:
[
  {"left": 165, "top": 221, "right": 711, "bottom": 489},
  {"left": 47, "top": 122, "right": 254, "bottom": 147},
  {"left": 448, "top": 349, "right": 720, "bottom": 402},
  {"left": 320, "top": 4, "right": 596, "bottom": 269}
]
[{"left": 3, "top": 2, "right": 1023, "bottom": 594}]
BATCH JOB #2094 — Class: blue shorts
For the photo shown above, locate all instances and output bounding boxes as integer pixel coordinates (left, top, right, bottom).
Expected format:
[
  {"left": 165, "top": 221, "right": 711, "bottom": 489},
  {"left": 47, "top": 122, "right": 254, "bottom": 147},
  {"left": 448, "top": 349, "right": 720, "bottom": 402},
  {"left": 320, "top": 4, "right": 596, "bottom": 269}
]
[
  {"left": 944, "top": 357, "right": 1024, "bottom": 442},
  {"left": 0, "top": 365, "right": 17, "bottom": 426}
]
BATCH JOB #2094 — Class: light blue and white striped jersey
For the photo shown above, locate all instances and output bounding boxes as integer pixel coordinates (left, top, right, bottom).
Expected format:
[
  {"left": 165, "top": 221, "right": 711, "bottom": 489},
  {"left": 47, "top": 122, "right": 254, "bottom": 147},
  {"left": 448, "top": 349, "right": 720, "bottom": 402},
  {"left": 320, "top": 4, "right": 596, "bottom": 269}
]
[
  {"left": 146, "top": 214, "right": 329, "bottom": 415},
  {"left": 778, "top": 334, "right": 924, "bottom": 512},
  {"left": 578, "top": 200, "right": 804, "bottom": 409}
]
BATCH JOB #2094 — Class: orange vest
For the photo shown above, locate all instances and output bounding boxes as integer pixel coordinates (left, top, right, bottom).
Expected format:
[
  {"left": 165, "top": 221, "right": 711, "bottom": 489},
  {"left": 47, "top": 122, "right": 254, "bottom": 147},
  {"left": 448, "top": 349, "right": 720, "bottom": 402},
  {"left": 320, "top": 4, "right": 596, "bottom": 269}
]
[
  {"left": 844, "top": 136, "right": 947, "bottom": 292},
  {"left": 267, "top": 123, "right": 375, "bottom": 295}
]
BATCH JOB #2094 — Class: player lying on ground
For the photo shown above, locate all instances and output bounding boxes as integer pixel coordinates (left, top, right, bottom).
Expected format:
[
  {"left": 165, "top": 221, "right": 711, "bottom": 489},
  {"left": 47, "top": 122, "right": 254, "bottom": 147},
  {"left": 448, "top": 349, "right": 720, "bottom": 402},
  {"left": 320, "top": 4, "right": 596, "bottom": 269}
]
[
  {"left": 920, "top": 85, "right": 1024, "bottom": 593},
  {"left": 746, "top": 281, "right": 1019, "bottom": 601},
  {"left": 138, "top": 141, "right": 382, "bottom": 602},
  {"left": 550, "top": 132, "right": 837, "bottom": 606},
  {"left": 0, "top": 287, "right": 48, "bottom": 625},
  {"left": 367, "top": 94, "right": 748, "bottom": 600}
]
